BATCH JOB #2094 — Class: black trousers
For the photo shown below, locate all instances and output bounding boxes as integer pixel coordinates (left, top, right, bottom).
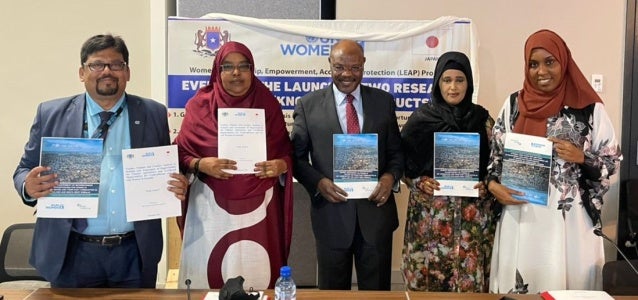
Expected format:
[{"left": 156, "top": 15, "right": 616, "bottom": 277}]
[{"left": 316, "top": 222, "right": 393, "bottom": 290}]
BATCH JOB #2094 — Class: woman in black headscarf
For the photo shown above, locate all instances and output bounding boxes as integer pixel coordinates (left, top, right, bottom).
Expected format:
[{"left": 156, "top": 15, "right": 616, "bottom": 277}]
[{"left": 400, "top": 51, "right": 495, "bottom": 292}]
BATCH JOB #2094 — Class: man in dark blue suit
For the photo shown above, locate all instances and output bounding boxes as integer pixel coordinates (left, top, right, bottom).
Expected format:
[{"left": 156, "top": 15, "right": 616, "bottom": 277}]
[
  {"left": 12, "top": 34, "right": 189, "bottom": 288},
  {"left": 291, "top": 39, "right": 404, "bottom": 290}
]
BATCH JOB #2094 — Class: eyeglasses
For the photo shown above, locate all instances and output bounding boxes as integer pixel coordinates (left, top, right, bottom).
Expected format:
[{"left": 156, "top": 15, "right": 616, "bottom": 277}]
[
  {"left": 331, "top": 64, "right": 363, "bottom": 73},
  {"left": 220, "top": 63, "right": 252, "bottom": 73},
  {"left": 83, "top": 62, "right": 127, "bottom": 72}
]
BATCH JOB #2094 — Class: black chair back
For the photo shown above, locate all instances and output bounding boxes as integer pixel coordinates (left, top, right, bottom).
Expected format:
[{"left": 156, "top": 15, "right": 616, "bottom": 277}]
[{"left": 0, "top": 223, "right": 45, "bottom": 282}]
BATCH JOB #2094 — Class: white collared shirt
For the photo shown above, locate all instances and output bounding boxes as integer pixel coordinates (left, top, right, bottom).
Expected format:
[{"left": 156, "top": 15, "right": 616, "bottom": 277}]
[{"left": 332, "top": 84, "right": 363, "bottom": 133}]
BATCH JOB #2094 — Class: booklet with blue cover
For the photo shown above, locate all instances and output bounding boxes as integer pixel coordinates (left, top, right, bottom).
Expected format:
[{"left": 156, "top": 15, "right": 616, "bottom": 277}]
[
  {"left": 38, "top": 137, "right": 102, "bottom": 218},
  {"left": 433, "top": 132, "right": 480, "bottom": 197},
  {"left": 501, "top": 132, "right": 553, "bottom": 206},
  {"left": 333, "top": 134, "right": 378, "bottom": 199}
]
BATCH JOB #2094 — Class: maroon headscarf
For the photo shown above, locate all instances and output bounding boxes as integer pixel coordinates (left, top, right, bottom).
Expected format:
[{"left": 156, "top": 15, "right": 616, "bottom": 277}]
[
  {"left": 174, "top": 41, "right": 293, "bottom": 255},
  {"left": 514, "top": 29, "right": 603, "bottom": 137}
]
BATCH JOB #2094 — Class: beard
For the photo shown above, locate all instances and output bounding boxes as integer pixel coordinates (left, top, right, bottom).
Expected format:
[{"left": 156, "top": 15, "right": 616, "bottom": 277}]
[{"left": 96, "top": 77, "right": 119, "bottom": 96}]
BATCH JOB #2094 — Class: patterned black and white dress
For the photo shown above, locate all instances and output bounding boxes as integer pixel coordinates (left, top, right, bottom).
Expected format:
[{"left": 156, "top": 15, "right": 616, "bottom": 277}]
[{"left": 487, "top": 92, "right": 622, "bottom": 293}]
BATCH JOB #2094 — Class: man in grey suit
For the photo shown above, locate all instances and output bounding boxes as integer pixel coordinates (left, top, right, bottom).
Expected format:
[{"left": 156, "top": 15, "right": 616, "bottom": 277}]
[
  {"left": 13, "top": 34, "right": 189, "bottom": 288},
  {"left": 291, "top": 39, "right": 404, "bottom": 290}
]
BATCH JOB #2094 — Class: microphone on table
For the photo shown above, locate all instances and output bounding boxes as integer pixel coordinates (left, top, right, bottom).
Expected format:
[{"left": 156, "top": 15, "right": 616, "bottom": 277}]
[
  {"left": 185, "top": 279, "right": 192, "bottom": 300},
  {"left": 593, "top": 228, "right": 638, "bottom": 276}
]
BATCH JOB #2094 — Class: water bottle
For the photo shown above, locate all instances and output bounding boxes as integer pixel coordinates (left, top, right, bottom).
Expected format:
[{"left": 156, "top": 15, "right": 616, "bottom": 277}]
[{"left": 274, "top": 265, "right": 296, "bottom": 300}]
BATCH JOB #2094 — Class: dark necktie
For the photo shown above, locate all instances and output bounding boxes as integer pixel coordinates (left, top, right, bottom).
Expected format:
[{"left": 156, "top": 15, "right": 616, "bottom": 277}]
[
  {"left": 75, "top": 111, "right": 114, "bottom": 232},
  {"left": 96, "top": 111, "right": 115, "bottom": 140},
  {"left": 345, "top": 94, "right": 360, "bottom": 134}
]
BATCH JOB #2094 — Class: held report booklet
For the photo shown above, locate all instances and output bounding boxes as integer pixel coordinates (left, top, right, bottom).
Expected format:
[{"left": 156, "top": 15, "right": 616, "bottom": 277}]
[
  {"left": 38, "top": 137, "right": 103, "bottom": 218},
  {"left": 333, "top": 134, "right": 379, "bottom": 199},
  {"left": 501, "top": 132, "right": 553, "bottom": 206},
  {"left": 433, "top": 132, "right": 480, "bottom": 197},
  {"left": 217, "top": 108, "right": 267, "bottom": 174}
]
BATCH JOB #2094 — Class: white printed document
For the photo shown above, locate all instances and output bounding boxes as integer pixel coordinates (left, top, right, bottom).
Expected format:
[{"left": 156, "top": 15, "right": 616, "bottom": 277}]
[
  {"left": 218, "top": 108, "right": 267, "bottom": 174},
  {"left": 122, "top": 145, "right": 182, "bottom": 221},
  {"left": 38, "top": 137, "right": 102, "bottom": 218},
  {"left": 540, "top": 290, "right": 613, "bottom": 300},
  {"left": 433, "top": 132, "right": 480, "bottom": 197}
]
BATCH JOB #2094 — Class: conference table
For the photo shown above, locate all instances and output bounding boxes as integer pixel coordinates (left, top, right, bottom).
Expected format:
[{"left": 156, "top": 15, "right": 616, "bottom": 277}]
[{"left": 1, "top": 288, "right": 637, "bottom": 299}]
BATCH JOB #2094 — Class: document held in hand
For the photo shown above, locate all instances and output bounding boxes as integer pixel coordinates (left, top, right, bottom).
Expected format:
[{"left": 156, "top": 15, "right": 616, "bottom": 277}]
[
  {"left": 38, "top": 137, "right": 103, "bottom": 218},
  {"left": 433, "top": 132, "right": 480, "bottom": 197},
  {"left": 502, "top": 132, "right": 553, "bottom": 206},
  {"left": 122, "top": 145, "right": 182, "bottom": 221},
  {"left": 333, "top": 134, "right": 379, "bottom": 199},
  {"left": 218, "top": 108, "right": 267, "bottom": 174}
]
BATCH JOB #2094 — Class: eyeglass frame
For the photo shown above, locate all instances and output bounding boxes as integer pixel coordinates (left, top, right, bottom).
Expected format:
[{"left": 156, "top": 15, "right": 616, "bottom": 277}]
[
  {"left": 219, "top": 63, "right": 252, "bottom": 73},
  {"left": 330, "top": 64, "right": 364, "bottom": 74},
  {"left": 83, "top": 61, "right": 128, "bottom": 72}
]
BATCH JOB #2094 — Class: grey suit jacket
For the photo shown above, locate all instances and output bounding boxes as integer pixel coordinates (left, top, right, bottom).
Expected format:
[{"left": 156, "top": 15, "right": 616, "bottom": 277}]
[
  {"left": 13, "top": 93, "right": 169, "bottom": 287},
  {"left": 291, "top": 84, "right": 404, "bottom": 248}
]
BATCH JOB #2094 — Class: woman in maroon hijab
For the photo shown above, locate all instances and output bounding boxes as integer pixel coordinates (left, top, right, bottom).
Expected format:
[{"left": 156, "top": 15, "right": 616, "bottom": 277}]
[
  {"left": 174, "top": 41, "right": 293, "bottom": 290},
  {"left": 486, "top": 30, "right": 621, "bottom": 293}
]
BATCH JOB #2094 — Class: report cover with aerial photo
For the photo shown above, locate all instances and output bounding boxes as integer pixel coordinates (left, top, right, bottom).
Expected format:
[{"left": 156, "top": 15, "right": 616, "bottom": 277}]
[
  {"left": 433, "top": 132, "right": 480, "bottom": 197},
  {"left": 333, "top": 134, "right": 378, "bottom": 199},
  {"left": 38, "top": 137, "right": 103, "bottom": 218},
  {"left": 501, "top": 132, "right": 553, "bottom": 206}
]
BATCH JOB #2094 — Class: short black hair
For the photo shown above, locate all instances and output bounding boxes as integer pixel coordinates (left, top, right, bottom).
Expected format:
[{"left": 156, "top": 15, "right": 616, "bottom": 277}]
[{"left": 80, "top": 34, "right": 129, "bottom": 65}]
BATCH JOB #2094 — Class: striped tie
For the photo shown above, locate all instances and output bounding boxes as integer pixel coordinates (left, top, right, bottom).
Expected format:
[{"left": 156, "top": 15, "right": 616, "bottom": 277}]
[{"left": 345, "top": 94, "right": 360, "bottom": 134}]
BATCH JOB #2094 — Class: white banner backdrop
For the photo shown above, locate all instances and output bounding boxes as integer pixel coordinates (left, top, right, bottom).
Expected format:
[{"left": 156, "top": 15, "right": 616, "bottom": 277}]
[{"left": 167, "top": 14, "right": 478, "bottom": 138}]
